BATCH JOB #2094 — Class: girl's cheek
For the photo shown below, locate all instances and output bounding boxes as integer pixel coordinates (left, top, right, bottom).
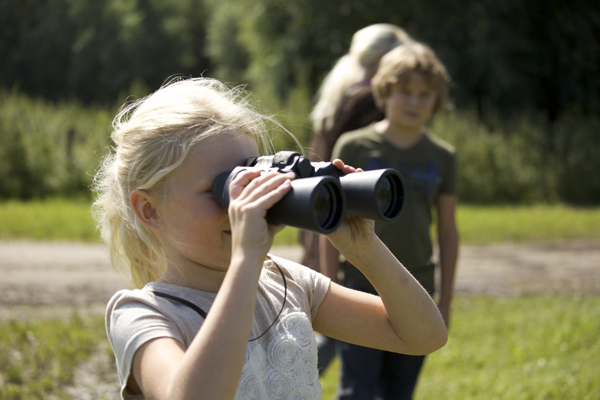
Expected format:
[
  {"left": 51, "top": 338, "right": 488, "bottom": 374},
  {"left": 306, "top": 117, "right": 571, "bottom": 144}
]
[{"left": 207, "top": 201, "right": 229, "bottom": 219}]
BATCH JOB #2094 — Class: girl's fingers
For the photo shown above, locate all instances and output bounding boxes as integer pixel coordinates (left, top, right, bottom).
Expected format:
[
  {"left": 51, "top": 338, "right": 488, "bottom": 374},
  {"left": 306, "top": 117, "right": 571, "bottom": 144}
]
[
  {"left": 249, "top": 177, "right": 292, "bottom": 211},
  {"left": 331, "top": 158, "right": 361, "bottom": 174},
  {"left": 228, "top": 170, "right": 294, "bottom": 210},
  {"left": 227, "top": 169, "right": 262, "bottom": 199}
]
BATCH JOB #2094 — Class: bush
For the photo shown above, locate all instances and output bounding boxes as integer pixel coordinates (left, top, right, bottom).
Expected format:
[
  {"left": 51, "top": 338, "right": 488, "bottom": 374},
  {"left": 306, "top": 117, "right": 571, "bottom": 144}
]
[
  {"left": 553, "top": 116, "right": 600, "bottom": 204},
  {"left": 0, "top": 89, "right": 113, "bottom": 199},
  {"left": 2, "top": 88, "right": 599, "bottom": 205},
  {"left": 429, "top": 110, "right": 600, "bottom": 205}
]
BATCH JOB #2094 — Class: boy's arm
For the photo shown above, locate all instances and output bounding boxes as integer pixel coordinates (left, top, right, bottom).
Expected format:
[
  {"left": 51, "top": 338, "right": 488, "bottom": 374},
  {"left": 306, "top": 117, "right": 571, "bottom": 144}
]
[{"left": 436, "top": 193, "right": 459, "bottom": 327}]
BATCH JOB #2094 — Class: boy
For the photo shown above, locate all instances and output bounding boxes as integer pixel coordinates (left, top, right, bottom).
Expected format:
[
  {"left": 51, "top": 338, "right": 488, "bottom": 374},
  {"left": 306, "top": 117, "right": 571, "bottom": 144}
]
[{"left": 321, "top": 42, "right": 459, "bottom": 399}]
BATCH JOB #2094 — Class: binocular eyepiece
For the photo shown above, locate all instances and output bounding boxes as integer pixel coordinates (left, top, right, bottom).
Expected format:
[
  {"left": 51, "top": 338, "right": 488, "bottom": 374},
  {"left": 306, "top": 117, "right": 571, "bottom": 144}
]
[{"left": 212, "top": 151, "right": 404, "bottom": 234}]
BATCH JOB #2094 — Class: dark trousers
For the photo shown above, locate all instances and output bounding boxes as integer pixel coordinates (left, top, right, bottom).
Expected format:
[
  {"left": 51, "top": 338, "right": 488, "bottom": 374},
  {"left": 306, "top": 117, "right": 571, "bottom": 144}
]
[
  {"left": 338, "top": 341, "right": 425, "bottom": 400},
  {"left": 334, "top": 282, "right": 426, "bottom": 400}
]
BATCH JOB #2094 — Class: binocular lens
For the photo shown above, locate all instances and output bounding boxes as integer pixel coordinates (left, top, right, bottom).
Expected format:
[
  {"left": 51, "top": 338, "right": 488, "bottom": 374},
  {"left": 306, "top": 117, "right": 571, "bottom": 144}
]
[
  {"left": 339, "top": 169, "right": 404, "bottom": 222},
  {"left": 377, "top": 177, "right": 394, "bottom": 216},
  {"left": 314, "top": 183, "right": 337, "bottom": 228},
  {"left": 377, "top": 175, "right": 403, "bottom": 217}
]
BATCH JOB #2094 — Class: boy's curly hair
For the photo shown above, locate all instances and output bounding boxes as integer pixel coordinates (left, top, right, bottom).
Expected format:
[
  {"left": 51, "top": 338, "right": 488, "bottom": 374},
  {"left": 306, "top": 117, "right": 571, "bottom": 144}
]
[{"left": 372, "top": 42, "right": 451, "bottom": 113}]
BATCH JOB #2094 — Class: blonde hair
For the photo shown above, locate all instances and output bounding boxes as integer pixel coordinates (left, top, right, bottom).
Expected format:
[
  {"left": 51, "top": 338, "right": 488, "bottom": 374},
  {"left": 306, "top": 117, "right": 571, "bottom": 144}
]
[
  {"left": 92, "top": 78, "right": 278, "bottom": 289},
  {"left": 372, "top": 42, "right": 451, "bottom": 113},
  {"left": 311, "top": 24, "right": 412, "bottom": 132}
]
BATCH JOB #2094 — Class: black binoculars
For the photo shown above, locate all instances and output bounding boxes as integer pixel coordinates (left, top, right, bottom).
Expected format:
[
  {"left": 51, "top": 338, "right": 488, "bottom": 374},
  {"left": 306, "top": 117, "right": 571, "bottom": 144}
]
[{"left": 212, "top": 151, "right": 405, "bottom": 234}]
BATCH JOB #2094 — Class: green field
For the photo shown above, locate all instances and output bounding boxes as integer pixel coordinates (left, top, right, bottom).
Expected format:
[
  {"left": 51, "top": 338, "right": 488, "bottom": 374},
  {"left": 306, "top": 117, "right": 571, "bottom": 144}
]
[
  {"left": 1, "top": 199, "right": 599, "bottom": 245},
  {"left": 413, "top": 296, "right": 600, "bottom": 400},
  {"left": 0, "top": 198, "right": 98, "bottom": 242},
  {"left": 1, "top": 297, "right": 598, "bottom": 399},
  {"left": 320, "top": 296, "right": 600, "bottom": 400},
  {"left": 0, "top": 314, "right": 108, "bottom": 399}
]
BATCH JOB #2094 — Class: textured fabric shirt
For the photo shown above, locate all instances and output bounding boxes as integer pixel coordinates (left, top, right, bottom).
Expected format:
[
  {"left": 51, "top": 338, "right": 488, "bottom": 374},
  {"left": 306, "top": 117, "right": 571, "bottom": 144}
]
[
  {"left": 332, "top": 123, "right": 457, "bottom": 294},
  {"left": 106, "top": 255, "right": 331, "bottom": 399}
]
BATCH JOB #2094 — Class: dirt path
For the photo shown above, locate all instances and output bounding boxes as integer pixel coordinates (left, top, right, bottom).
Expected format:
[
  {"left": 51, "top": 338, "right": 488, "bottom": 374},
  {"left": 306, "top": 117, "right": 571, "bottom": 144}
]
[{"left": 1, "top": 240, "right": 599, "bottom": 313}]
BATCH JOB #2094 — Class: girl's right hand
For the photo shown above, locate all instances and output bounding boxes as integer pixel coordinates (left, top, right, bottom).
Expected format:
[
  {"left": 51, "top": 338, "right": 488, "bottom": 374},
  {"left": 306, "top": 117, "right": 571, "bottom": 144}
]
[
  {"left": 226, "top": 169, "right": 295, "bottom": 263},
  {"left": 323, "top": 159, "right": 379, "bottom": 257}
]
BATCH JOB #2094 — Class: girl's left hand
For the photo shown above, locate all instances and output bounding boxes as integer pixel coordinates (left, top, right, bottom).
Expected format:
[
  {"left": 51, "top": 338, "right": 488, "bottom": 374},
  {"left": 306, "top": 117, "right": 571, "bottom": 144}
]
[{"left": 324, "top": 159, "right": 377, "bottom": 255}]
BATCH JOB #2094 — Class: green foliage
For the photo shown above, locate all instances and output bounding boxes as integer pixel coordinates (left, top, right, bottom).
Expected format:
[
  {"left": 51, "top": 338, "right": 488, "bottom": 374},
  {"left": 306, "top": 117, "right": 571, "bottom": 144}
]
[
  {"left": 249, "top": 83, "right": 314, "bottom": 152},
  {"left": 430, "top": 110, "right": 600, "bottom": 204},
  {"left": 0, "top": 314, "right": 107, "bottom": 399},
  {"left": 552, "top": 116, "right": 600, "bottom": 204},
  {"left": 0, "top": 90, "right": 113, "bottom": 199},
  {"left": 8, "top": 0, "right": 596, "bottom": 122},
  {"left": 0, "top": 0, "right": 211, "bottom": 104},
  {"left": 205, "top": 0, "right": 600, "bottom": 122},
  {"left": 2, "top": 87, "right": 599, "bottom": 204},
  {"left": 319, "top": 296, "right": 600, "bottom": 400},
  {"left": 205, "top": 0, "right": 384, "bottom": 100},
  {"left": 430, "top": 111, "right": 556, "bottom": 204},
  {"left": 205, "top": 2, "right": 250, "bottom": 84},
  {"left": 2, "top": 0, "right": 599, "bottom": 203}
]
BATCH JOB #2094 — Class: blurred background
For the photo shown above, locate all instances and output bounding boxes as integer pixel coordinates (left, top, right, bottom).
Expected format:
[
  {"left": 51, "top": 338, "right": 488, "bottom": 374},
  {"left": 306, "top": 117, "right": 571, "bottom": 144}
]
[
  {"left": 1, "top": 2, "right": 600, "bottom": 398},
  {"left": 1, "top": 0, "right": 599, "bottom": 205}
]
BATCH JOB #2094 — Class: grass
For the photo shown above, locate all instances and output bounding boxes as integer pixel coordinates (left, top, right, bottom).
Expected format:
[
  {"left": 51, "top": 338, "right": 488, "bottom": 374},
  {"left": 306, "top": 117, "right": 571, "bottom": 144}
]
[
  {"left": 1, "top": 199, "right": 599, "bottom": 245},
  {"left": 456, "top": 204, "right": 600, "bottom": 244},
  {"left": 1, "top": 297, "right": 597, "bottom": 398},
  {"left": 319, "top": 296, "right": 600, "bottom": 400},
  {"left": 0, "top": 198, "right": 98, "bottom": 242},
  {"left": 0, "top": 314, "right": 107, "bottom": 399}
]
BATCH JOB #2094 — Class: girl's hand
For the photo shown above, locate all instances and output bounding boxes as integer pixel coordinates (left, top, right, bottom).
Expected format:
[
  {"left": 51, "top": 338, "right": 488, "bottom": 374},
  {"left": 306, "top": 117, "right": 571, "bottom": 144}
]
[
  {"left": 227, "top": 169, "right": 294, "bottom": 262},
  {"left": 325, "top": 159, "right": 377, "bottom": 256}
]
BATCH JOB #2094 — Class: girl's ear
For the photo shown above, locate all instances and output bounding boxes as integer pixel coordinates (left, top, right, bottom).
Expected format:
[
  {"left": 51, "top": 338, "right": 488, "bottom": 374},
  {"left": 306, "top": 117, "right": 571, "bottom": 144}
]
[{"left": 130, "top": 189, "right": 161, "bottom": 231}]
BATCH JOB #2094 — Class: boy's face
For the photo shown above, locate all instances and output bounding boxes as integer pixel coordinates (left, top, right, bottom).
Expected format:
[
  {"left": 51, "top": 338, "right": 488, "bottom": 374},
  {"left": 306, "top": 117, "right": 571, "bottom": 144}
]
[{"left": 383, "top": 72, "right": 437, "bottom": 133}]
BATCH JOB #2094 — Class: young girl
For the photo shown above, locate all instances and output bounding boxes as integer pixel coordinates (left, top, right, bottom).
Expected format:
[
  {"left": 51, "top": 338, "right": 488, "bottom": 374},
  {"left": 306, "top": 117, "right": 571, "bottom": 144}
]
[{"left": 93, "top": 77, "right": 447, "bottom": 400}]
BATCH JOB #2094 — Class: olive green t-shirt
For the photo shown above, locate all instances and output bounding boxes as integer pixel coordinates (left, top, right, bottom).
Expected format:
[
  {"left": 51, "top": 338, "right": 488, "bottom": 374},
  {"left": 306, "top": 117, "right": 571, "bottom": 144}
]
[{"left": 332, "top": 123, "right": 457, "bottom": 294}]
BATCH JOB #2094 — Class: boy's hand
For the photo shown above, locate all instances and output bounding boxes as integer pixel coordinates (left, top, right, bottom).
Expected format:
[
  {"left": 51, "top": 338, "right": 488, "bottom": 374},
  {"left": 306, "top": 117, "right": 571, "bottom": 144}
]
[{"left": 325, "top": 159, "right": 378, "bottom": 255}]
